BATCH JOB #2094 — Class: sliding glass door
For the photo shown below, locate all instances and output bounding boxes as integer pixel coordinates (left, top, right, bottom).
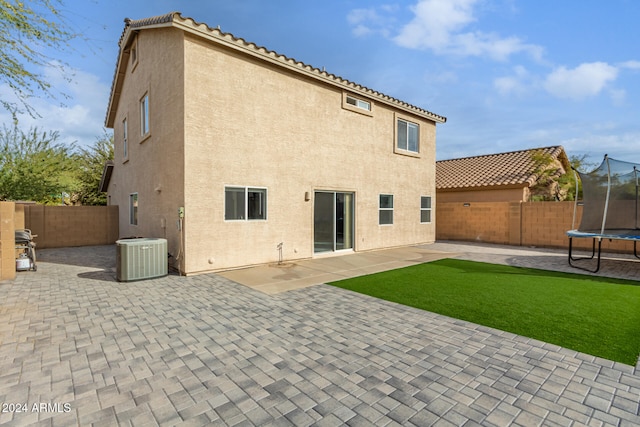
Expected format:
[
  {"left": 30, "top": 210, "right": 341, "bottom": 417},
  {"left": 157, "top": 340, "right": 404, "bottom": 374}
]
[{"left": 314, "top": 191, "right": 354, "bottom": 253}]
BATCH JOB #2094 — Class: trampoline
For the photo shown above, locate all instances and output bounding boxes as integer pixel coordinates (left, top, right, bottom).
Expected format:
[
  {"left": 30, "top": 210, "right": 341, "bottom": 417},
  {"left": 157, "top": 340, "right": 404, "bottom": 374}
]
[{"left": 567, "top": 155, "right": 640, "bottom": 272}]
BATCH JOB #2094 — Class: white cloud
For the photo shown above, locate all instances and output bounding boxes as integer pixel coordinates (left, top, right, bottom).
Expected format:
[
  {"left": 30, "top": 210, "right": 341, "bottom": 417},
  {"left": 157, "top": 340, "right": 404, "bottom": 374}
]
[
  {"left": 347, "top": 5, "right": 398, "bottom": 38},
  {"left": 609, "top": 88, "right": 626, "bottom": 106},
  {"left": 391, "top": 0, "right": 543, "bottom": 61},
  {"left": 560, "top": 132, "right": 640, "bottom": 163},
  {"left": 493, "top": 65, "right": 529, "bottom": 96},
  {"left": 0, "top": 62, "right": 111, "bottom": 148},
  {"left": 543, "top": 62, "right": 618, "bottom": 100},
  {"left": 394, "top": 0, "right": 477, "bottom": 48},
  {"left": 618, "top": 60, "right": 640, "bottom": 70},
  {"left": 424, "top": 69, "right": 458, "bottom": 84}
]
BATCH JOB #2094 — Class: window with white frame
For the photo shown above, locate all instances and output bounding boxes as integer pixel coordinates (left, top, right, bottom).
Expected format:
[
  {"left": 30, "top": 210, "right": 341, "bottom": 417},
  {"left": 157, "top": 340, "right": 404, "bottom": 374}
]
[
  {"left": 397, "top": 118, "right": 419, "bottom": 153},
  {"left": 129, "top": 193, "right": 138, "bottom": 225},
  {"left": 379, "top": 194, "right": 394, "bottom": 225},
  {"left": 346, "top": 95, "right": 371, "bottom": 111},
  {"left": 122, "top": 117, "right": 128, "bottom": 160},
  {"left": 225, "top": 187, "right": 267, "bottom": 220},
  {"left": 421, "top": 196, "right": 432, "bottom": 223},
  {"left": 342, "top": 92, "right": 373, "bottom": 116},
  {"left": 140, "top": 93, "right": 149, "bottom": 136}
]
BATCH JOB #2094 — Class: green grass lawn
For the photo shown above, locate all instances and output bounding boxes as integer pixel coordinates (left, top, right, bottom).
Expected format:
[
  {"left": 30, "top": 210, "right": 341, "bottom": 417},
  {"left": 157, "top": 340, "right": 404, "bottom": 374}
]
[{"left": 329, "top": 259, "right": 640, "bottom": 365}]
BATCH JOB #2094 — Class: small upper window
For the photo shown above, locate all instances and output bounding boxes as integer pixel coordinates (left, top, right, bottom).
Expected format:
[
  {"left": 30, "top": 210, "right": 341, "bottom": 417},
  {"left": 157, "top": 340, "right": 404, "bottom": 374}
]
[
  {"left": 397, "top": 119, "right": 419, "bottom": 153},
  {"left": 342, "top": 92, "right": 373, "bottom": 116},
  {"left": 122, "top": 117, "right": 128, "bottom": 160},
  {"left": 130, "top": 37, "right": 139, "bottom": 70},
  {"left": 140, "top": 93, "right": 149, "bottom": 137},
  {"left": 346, "top": 95, "right": 371, "bottom": 111}
]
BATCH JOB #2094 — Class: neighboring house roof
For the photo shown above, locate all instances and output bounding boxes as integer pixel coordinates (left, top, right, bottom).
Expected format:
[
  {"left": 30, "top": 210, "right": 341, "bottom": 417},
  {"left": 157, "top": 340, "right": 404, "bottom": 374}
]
[
  {"left": 105, "top": 11, "right": 446, "bottom": 128},
  {"left": 436, "top": 146, "right": 570, "bottom": 190}
]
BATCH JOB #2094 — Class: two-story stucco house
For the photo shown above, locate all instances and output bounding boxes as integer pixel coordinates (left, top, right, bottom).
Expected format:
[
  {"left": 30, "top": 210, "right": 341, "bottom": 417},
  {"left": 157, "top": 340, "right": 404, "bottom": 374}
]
[{"left": 102, "top": 12, "right": 446, "bottom": 275}]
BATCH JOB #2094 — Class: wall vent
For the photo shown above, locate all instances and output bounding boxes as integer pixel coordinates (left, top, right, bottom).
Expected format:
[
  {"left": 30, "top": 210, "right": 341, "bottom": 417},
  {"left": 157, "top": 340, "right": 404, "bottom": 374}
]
[{"left": 116, "top": 238, "right": 168, "bottom": 282}]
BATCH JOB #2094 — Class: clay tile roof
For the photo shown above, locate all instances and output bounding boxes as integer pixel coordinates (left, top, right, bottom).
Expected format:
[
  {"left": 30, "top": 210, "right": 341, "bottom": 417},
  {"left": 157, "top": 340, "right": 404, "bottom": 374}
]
[
  {"left": 106, "top": 12, "right": 446, "bottom": 127},
  {"left": 436, "top": 146, "right": 569, "bottom": 190}
]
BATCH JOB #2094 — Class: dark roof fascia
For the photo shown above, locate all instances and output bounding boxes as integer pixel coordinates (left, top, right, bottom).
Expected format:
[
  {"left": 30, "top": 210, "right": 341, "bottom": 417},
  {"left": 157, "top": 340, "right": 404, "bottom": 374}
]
[{"left": 99, "top": 160, "right": 115, "bottom": 192}]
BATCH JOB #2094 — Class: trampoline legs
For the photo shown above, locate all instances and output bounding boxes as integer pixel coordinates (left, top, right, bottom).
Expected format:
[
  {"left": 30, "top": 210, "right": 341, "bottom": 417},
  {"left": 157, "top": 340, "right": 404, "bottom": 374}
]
[{"left": 568, "top": 237, "right": 602, "bottom": 273}]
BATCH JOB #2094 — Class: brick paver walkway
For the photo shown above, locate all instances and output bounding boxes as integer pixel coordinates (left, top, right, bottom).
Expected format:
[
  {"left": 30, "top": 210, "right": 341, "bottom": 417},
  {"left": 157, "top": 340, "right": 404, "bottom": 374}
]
[{"left": 1, "top": 244, "right": 639, "bottom": 426}]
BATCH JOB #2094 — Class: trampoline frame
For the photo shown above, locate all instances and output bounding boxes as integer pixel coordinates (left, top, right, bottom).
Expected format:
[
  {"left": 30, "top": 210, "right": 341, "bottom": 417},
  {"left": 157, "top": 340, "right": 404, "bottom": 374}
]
[
  {"left": 567, "top": 230, "right": 640, "bottom": 273},
  {"left": 567, "top": 156, "right": 640, "bottom": 273}
]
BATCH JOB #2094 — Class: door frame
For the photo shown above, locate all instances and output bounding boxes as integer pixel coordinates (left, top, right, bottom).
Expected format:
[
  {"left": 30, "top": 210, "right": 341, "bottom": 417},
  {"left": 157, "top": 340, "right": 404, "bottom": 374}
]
[{"left": 313, "top": 190, "right": 355, "bottom": 255}]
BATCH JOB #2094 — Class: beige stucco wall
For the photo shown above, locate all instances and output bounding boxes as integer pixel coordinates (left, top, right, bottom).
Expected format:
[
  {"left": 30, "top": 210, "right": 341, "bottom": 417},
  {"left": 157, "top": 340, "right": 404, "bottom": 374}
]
[
  {"left": 106, "top": 28, "right": 186, "bottom": 266},
  {"left": 181, "top": 34, "right": 437, "bottom": 273},
  {"left": 108, "top": 28, "right": 439, "bottom": 274}
]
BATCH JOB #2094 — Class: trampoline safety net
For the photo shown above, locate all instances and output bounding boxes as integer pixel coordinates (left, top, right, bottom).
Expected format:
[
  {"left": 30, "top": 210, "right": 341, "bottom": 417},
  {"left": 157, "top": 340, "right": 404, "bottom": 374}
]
[{"left": 574, "top": 155, "right": 640, "bottom": 235}]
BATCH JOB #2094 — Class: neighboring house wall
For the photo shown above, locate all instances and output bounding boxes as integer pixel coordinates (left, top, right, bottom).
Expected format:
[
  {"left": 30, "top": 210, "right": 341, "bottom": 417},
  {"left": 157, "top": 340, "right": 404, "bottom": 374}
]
[{"left": 106, "top": 16, "right": 442, "bottom": 274}]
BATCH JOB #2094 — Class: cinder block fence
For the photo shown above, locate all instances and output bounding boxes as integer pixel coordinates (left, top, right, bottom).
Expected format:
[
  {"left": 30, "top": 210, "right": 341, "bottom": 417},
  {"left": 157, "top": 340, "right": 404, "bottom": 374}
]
[
  {"left": 0, "top": 203, "right": 119, "bottom": 281},
  {"left": 436, "top": 201, "right": 636, "bottom": 253},
  {"left": 16, "top": 204, "right": 119, "bottom": 249}
]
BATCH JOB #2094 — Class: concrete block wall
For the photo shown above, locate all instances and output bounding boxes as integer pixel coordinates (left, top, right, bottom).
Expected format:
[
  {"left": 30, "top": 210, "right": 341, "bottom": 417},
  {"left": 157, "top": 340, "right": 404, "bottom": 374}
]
[
  {"left": 437, "top": 202, "right": 512, "bottom": 245},
  {"left": 437, "top": 201, "right": 638, "bottom": 253},
  {"left": 520, "top": 202, "right": 574, "bottom": 248},
  {"left": 0, "top": 202, "right": 16, "bottom": 281},
  {"left": 22, "top": 205, "right": 119, "bottom": 249}
]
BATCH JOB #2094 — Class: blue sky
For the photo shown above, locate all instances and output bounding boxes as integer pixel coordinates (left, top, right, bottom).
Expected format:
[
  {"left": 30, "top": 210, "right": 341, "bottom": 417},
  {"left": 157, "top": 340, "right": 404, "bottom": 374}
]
[{"left": 3, "top": 0, "right": 640, "bottom": 165}]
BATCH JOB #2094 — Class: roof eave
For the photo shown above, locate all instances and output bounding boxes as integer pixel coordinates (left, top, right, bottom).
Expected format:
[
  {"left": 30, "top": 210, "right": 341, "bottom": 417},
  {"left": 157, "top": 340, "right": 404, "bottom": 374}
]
[
  {"left": 105, "top": 17, "right": 177, "bottom": 128},
  {"left": 172, "top": 16, "right": 446, "bottom": 122},
  {"left": 106, "top": 12, "right": 445, "bottom": 125}
]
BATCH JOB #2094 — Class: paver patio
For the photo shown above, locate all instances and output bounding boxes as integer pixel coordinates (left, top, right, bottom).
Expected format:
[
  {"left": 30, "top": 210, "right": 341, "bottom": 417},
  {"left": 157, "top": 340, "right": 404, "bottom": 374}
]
[{"left": 0, "top": 243, "right": 639, "bottom": 426}]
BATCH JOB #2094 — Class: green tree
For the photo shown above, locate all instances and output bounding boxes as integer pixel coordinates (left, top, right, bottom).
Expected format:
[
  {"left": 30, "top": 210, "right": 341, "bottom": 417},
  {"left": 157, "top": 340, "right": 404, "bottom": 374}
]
[
  {"left": 529, "top": 150, "right": 569, "bottom": 201},
  {"left": 73, "top": 132, "right": 114, "bottom": 206},
  {"left": 0, "top": 0, "right": 75, "bottom": 120},
  {"left": 0, "top": 124, "right": 77, "bottom": 203},
  {"left": 568, "top": 154, "right": 597, "bottom": 174},
  {"left": 529, "top": 152, "right": 597, "bottom": 202}
]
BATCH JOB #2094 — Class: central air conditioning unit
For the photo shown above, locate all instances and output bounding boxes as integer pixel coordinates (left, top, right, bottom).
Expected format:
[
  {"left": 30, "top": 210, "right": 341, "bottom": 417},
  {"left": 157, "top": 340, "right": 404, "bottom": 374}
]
[{"left": 116, "top": 238, "right": 168, "bottom": 282}]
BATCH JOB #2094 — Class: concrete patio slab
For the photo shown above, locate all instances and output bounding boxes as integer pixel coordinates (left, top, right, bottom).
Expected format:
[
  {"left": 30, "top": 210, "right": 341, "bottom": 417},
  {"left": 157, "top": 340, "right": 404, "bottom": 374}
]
[{"left": 218, "top": 246, "right": 456, "bottom": 294}]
